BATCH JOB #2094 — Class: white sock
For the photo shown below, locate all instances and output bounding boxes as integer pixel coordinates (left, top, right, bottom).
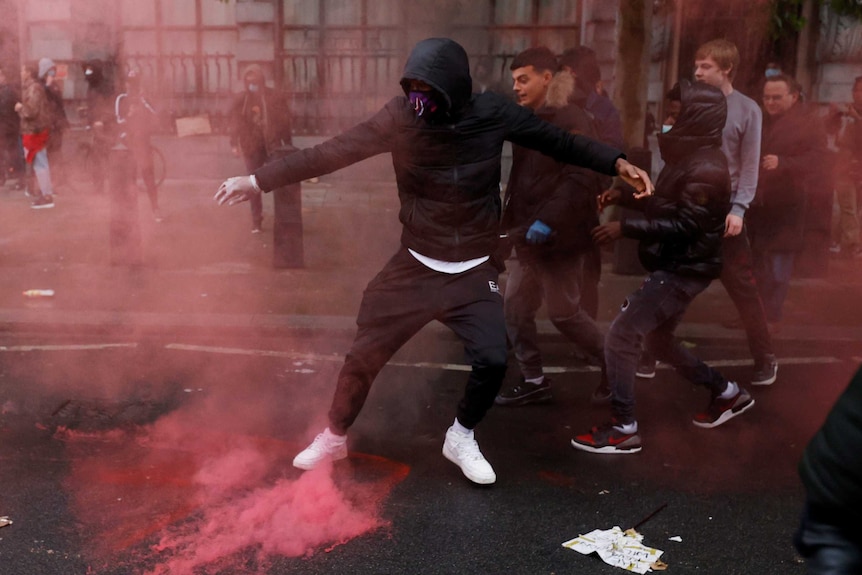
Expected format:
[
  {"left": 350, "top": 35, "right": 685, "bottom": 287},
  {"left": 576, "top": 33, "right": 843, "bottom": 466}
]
[
  {"left": 525, "top": 376, "right": 545, "bottom": 385},
  {"left": 719, "top": 381, "right": 739, "bottom": 400},
  {"left": 452, "top": 418, "right": 473, "bottom": 437},
  {"left": 323, "top": 427, "right": 347, "bottom": 443},
  {"left": 613, "top": 421, "right": 638, "bottom": 434}
]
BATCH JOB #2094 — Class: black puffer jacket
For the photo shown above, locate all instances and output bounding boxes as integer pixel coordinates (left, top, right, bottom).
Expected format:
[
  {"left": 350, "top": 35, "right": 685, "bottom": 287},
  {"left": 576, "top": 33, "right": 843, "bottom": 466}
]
[
  {"left": 619, "top": 80, "right": 730, "bottom": 278},
  {"left": 255, "top": 37, "right": 623, "bottom": 262},
  {"left": 799, "top": 366, "right": 862, "bottom": 519},
  {"left": 502, "top": 72, "right": 603, "bottom": 261}
]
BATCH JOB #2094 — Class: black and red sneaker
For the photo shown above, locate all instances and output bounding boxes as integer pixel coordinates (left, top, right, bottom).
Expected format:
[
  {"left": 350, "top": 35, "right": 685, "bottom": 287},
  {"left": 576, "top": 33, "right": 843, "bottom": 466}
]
[
  {"left": 571, "top": 421, "right": 642, "bottom": 454},
  {"left": 692, "top": 384, "right": 754, "bottom": 429}
]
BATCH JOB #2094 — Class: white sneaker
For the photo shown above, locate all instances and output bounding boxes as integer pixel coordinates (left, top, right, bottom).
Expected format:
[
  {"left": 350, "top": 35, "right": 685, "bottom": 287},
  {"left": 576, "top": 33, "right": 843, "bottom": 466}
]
[
  {"left": 442, "top": 426, "right": 496, "bottom": 485},
  {"left": 292, "top": 428, "right": 348, "bottom": 470}
]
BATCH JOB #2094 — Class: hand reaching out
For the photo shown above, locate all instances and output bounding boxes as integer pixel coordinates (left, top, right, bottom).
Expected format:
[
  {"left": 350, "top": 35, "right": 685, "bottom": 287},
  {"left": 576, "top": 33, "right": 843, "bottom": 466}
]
[
  {"left": 214, "top": 176, "right": 259, "bottom": 206},
  {"left": 615, "top": 158, "right": 653, "bottom": 198}
]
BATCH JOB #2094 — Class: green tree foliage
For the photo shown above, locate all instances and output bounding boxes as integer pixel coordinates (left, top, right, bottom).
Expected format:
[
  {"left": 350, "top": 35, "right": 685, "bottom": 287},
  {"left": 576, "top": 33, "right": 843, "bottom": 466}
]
[{"left": 770, "top": 0, "right": 862, "bottom": 41}]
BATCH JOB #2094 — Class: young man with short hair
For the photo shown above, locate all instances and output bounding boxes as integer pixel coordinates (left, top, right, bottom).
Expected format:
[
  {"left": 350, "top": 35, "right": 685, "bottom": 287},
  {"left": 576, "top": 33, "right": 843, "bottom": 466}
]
[
  {"left": 693, "top": 39, "right": 777, "bottom": 386},
  {"left": 495, "top": 46, "right": 609, "bottom": 407}
]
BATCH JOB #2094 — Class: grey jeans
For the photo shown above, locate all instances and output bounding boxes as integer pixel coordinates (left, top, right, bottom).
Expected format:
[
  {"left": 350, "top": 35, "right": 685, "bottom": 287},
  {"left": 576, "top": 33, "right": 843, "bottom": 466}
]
[{"left": 504, "top": 255, "right": 605, "bottom": 380}]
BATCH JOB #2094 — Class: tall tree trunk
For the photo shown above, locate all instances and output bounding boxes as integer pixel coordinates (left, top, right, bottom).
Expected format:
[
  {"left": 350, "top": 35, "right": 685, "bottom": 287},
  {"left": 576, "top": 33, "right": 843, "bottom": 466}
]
[{"left": 613, "top": 0, "right": 653, "bottom": 151}]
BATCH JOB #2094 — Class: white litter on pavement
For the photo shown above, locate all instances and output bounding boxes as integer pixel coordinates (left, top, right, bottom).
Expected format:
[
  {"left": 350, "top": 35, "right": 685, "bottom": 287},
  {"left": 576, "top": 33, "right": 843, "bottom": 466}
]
[{"left": 563, "top": 526, "right": 666, "bottom": 574}]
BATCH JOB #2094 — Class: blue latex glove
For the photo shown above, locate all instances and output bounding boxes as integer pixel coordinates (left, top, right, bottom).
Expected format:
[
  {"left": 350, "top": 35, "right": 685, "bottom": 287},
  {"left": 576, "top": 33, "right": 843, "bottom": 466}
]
[{"left": 525, "top": 220, "right": 553, "bottom": 245}]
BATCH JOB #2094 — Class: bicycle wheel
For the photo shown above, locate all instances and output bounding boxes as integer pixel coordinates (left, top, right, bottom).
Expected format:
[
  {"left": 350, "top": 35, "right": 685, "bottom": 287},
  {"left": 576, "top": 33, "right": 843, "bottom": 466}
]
[{"left": 149, "top": 145, "right": 166, "bottom": 188}]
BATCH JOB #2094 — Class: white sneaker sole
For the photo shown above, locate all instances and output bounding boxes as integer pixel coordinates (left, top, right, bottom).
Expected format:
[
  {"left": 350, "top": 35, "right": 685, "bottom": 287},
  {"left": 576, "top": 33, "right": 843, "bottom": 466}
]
[
  {"left": 751, "top": 366, "right": 778, "bottom": 386},
  {"left": 292, "top": 445, "right": 347, "bottom": 470},
  {"left": 570, "top": 439, "right": 642, "bottom": 454},
  {"left": 442, "top": 443, "right": 496, "bottom": 485},
  {"left": 692, "top": 398, "right": 755, "bottom": 429}
]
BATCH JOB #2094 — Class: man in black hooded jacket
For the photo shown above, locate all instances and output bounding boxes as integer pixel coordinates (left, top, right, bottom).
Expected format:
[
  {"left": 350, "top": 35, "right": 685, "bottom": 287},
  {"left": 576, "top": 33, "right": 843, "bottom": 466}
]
[
  {"left": 215, "top": 37, "right": 651, "bottom": 485},
  {"left": 571, "top": 80, "right": 754, "bottom": 455}
]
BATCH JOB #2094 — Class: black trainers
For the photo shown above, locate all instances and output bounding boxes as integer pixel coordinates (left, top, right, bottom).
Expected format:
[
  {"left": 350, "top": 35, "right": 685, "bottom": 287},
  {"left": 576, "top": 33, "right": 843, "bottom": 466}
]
[
  {"left": 692, "top": 384, "right": 754, "bottom": 429},
  {"left": 636, "top": 359, "right": 656, "bottom": 379},
  {"left": 751, "top": 355, "right": 778, "bottom": 386},
  {"left": 494, "top": 378, "right": 552, "bottom": 406},
  {"left": 571, "top": 420, "right": 642, "bottom": 454},
  {"left": 31, "top": 195, "right": 54, "bottom": 209}
]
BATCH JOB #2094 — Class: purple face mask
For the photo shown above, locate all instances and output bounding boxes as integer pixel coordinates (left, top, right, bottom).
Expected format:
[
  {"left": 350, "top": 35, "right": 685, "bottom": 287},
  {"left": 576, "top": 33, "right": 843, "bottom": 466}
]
[{"left": 408, "top": 90, "right": 439, "bottom": 118}]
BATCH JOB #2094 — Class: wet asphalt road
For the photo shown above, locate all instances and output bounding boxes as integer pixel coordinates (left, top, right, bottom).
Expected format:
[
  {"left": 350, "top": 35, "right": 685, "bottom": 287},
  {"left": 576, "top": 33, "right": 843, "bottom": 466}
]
[{"left": 1, "top": 329, "right": 859, "bottom": 575}]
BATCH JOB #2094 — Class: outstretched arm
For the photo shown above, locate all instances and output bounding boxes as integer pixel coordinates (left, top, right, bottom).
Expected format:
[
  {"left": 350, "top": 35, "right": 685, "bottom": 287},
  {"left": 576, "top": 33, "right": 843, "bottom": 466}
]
[
  {"left": 505, "top": 101, "right": 653, "bottom": 196},
  {"left": 215, "top": 99, "right": 398, "bottom": 206}
]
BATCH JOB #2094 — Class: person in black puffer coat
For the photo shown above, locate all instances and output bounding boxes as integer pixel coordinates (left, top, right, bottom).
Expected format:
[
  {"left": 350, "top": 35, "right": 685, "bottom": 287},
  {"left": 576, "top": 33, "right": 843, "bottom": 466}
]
[
  {"left": 214, "top": 37, "right": 652, "bottom": 486},
  {"left": 572, "top": 79, "right": 755, "bottom": 455},
  {"left": 795, "top": 365, "right": 862, "bottom": 573}
]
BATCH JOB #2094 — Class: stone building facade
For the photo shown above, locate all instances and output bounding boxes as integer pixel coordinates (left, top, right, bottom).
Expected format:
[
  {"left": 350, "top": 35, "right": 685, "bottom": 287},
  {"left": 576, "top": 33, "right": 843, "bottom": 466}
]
[{"left": 6, "top": 0, "right": 862, "bottom": 137}]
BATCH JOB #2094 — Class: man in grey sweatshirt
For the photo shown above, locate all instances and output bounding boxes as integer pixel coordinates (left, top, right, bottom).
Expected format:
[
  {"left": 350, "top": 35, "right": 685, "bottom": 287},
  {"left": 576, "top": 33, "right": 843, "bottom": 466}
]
[{"left": 693, "top": 39, "right": 777, "bottom": 386}]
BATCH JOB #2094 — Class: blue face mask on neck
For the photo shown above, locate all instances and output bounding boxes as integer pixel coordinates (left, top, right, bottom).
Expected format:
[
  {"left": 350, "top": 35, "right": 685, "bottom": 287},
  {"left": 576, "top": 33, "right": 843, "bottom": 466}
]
[
  {"left": 247, "top": 83, "right": 259, "bottom": 93},
  {"left": 408, "top": 90, "right": 440, "bottom": 118}
]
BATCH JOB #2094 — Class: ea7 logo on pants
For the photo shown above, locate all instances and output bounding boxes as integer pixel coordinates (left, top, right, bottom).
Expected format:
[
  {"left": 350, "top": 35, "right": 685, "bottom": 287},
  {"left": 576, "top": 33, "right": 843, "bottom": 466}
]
[{"left": 488, "top": 280, "right": 501, "bottom": 294}]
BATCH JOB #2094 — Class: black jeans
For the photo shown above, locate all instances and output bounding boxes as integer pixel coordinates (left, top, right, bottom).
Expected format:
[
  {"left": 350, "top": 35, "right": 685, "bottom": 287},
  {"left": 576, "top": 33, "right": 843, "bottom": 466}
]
[
  {"left": 720, "top": 226, "right": 774, "bottom": 364},
  {"left": 795, "top": 501, "right": 862, "bottom": 574},
  {"left": 606, "top": 270, "right": 727, "bottom": 424},
  {"left": 328, "top": 248, "right": 508, "bottom": 434}
]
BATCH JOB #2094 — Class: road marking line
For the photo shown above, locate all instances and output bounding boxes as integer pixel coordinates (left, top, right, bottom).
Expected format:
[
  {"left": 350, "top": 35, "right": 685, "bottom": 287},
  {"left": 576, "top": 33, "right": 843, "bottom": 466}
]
[
  {"left": 163, "top": 344, "right": 844, "bottom": 373},
  {"left": 0, "top": 343, "right": 138, "bottom": 352},
  {"left": 164, "top": 343, "right": 341, "bottom": 362}
]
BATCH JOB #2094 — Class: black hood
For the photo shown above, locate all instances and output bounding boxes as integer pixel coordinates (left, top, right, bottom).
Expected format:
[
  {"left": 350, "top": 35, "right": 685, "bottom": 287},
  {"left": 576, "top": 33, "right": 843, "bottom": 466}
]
[
  {"left": 399, "top": 38, "right": 472, "bottom": 118},
  {"left": 82, "top": 59, "right": 105, "bottom": 84},
  {"left": 658, "top": 79, "right": 726, "bottom": 163}
]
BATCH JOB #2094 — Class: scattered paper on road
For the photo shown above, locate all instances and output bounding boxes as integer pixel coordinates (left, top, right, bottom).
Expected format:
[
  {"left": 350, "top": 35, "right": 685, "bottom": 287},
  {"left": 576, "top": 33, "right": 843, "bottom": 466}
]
[
  {"left": 0, "top": 516, "right": 12, "bottom": 528},
  {"left": 668, "top": 535, "right": 682, "bottom": 542},
  {"left": 562, "top": 526, "right": 665, "bottom": 574}
]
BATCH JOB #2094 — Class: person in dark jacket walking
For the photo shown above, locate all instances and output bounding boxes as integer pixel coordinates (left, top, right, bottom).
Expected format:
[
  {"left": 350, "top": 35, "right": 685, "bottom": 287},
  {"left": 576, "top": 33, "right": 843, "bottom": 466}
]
[
  {"left": 227, "top": 65, "right": 292, "bottom": 233},
  {"left": 215, "top": 38, "right": 651, "bottom": 485},
  {"left": 748, "top": 74, "right": 828, "bottom": 325},
  {"left": 494, "top": 47, "right": 609, "bottom": 407},
  {"left": 795, "top": 365, "right": 862, "bottom": 573},
  {"left": 571, "top": 80, "right": 754, "bottom": 454},
  {"left": 115, "top": 69, "right": 161, "bottom": 220},
  {"left": 558, "top": 46, "right": 624, "bottom": 321}
]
